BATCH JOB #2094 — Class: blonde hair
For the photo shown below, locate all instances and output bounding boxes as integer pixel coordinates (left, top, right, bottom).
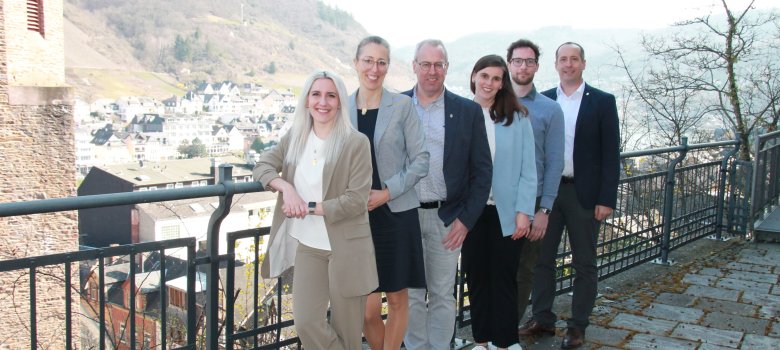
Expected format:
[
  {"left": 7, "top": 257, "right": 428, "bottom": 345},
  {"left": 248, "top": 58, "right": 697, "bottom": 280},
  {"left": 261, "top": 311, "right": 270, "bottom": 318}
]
[{"left": 285, "top": 71, "right": 354, "bottom": 166}]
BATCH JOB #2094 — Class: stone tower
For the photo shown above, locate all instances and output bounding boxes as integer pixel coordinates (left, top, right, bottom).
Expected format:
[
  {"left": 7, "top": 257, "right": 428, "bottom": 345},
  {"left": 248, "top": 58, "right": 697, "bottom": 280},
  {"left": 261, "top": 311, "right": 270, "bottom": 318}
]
[{"left": 0, "top": 0, "right": 76, "bottom": 348}]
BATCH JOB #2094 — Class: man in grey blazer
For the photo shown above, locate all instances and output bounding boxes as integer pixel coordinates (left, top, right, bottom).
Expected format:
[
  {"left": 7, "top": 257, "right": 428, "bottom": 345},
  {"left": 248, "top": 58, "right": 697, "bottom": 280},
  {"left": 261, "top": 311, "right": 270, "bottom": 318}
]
[{"left": 402, "top": 39, "right": 492, "bottom": 350}]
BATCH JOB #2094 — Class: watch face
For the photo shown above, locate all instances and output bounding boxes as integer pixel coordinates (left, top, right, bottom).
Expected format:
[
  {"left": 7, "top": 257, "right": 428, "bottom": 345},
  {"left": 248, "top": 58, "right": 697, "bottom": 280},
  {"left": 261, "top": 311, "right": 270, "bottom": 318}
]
[{"left": 308, "top": 202, "right": 316, "bottom": 209}]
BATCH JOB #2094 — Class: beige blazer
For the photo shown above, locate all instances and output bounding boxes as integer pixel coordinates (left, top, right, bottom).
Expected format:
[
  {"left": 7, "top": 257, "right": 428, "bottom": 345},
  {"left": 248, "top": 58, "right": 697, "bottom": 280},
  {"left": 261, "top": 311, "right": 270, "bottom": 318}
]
[{"left": 253, "top": 129, "right": 378, "bottom": 297}]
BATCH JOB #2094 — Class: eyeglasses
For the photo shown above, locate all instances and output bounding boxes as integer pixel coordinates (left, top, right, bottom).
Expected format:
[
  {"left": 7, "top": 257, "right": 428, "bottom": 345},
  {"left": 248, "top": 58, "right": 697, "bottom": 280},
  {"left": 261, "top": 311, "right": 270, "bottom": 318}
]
[
  {"left": 416, "top": 61, "right": 447, "bottom": 72},
  {"left": 509, "top": 58, "right": 538, "bottom": 68},
  {"left": 359, "top": 57, "right": 389, "bottom": 70}
]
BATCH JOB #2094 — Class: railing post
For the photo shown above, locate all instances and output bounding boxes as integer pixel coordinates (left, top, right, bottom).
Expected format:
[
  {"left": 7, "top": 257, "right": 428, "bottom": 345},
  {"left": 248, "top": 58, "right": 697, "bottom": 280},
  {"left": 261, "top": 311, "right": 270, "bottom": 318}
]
[
  {"left": 713, "top": 134, "right": 741, "bottom": 240},
  {"left": 748, "top": 132, "right": 773, "bottom": 233},
  {"left": 655, "top": 137, "right": 688, "bottom": 265},
  {"left": 206, "top": 164, "right": 234, "bottom": 349}
]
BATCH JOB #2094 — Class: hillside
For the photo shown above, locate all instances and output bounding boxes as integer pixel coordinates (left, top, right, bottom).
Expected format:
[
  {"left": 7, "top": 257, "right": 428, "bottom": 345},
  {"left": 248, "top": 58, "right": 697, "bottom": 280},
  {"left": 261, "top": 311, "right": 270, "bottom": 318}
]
[
  {"left": 64, "top": 0, "right": 415, "bottom": 99},
  {"left": 393, "top": 26, "right": 649, "bottom": 97}
]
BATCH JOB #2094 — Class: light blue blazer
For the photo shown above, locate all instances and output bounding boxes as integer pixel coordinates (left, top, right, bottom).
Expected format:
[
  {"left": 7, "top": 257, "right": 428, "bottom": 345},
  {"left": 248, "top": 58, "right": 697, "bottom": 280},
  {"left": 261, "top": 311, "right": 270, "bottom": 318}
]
[
  {"left": 492, "top": 112, "right": 537, "bottom": 236},
  {"left": 349, "top": 88, "right": 430, "bottom": 212}
]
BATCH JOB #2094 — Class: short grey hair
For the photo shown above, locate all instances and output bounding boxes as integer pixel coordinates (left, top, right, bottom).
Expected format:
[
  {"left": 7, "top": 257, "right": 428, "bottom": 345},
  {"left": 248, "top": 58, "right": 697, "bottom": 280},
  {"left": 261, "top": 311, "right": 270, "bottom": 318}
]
[{"left": 414, "top": 39, "right": 448, "bottom": 63}]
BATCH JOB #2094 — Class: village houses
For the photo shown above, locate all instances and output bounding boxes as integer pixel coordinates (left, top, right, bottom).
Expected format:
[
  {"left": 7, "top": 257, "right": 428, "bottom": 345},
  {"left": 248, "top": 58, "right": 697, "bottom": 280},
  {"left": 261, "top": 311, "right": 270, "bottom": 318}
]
[{"left": 74, "top": 81, "right": 296, "bottom": 177}]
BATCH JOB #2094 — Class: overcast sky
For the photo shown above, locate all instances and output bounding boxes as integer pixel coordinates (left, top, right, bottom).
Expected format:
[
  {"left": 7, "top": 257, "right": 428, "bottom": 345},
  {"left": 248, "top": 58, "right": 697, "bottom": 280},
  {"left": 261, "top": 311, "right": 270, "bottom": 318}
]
[{"left": 323, "top": 0, "right": 777, "bottom": 46}]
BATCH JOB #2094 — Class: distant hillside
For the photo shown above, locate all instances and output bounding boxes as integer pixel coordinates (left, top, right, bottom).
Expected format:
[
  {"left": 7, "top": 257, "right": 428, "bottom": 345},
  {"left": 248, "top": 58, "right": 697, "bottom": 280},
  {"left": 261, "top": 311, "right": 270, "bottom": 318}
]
[
  {"left": 394, "top": 26, "right": 650, "bottom": 97},
  {"left": 64, "top": 0, "right": 416, "bottom": 99}
]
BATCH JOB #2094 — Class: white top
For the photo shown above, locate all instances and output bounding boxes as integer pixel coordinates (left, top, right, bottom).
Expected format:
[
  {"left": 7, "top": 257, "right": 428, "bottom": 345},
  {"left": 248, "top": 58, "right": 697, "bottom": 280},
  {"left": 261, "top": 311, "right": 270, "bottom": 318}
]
[
  {"left": 555, "top": 82, "right": 585, "bottom": 177},
  {"left": 290, "top": 130, "right": 330, "bottom": 250},
  {"left": 481, "top": 107, "right": 496, "bottom": 205}
]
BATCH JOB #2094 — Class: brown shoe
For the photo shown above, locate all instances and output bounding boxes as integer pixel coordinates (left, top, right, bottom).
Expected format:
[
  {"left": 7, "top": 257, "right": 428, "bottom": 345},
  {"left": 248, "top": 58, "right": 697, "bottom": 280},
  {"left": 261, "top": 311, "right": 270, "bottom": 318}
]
[
  {"left": 561, "top": 327, "right": 584, "bottom": 349},
  {"left": 518, "top": 319, "right": 555, "bottom": 336}
]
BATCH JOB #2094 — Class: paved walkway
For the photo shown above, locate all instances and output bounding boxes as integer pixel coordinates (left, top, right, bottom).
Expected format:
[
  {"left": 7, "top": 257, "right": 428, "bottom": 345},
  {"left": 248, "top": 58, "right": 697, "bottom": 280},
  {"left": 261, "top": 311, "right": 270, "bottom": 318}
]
[{"left": 461, "top": 238, "right": 780, "bottom": 350}]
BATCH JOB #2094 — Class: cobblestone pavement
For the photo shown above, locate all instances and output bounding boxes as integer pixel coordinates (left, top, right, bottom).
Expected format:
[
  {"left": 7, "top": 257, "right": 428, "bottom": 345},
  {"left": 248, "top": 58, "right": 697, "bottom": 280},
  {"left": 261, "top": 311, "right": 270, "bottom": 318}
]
[{"left": 458, "top": 238, "right": 780, "bottom": 350}]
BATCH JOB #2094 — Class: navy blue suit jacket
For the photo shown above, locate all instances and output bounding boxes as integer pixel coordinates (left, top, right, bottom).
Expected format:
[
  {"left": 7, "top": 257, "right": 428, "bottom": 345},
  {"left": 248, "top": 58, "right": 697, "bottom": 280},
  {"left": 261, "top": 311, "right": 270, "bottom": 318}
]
[
  {"left": 402, "top": 88, "right": 492, "bottom": 230},
  {"left": 542, "top": 84, "right": 620, "bottom": 210}
]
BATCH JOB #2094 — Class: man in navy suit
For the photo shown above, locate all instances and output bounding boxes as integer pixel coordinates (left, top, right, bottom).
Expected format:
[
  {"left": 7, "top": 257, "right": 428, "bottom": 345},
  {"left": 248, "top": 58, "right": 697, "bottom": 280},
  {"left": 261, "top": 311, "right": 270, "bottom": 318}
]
[
  {"left": 402, "top": 39, "right": 492, "bottom": 350},
  {"left": 518, "top": 42, "right": 619, "bottom": 349}
]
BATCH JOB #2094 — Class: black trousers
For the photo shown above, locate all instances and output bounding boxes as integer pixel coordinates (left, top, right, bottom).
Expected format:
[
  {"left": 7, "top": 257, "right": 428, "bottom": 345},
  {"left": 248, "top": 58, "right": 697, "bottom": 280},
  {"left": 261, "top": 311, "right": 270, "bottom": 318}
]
[
  {"left": 462, "top": 205, "right": 522, "bottom": 348},
  {"left": 531, "top": 183, "right": 600, "bottom": 331},
  {"left": 516, "top": 197, "right": 542, "bottom": 323}
]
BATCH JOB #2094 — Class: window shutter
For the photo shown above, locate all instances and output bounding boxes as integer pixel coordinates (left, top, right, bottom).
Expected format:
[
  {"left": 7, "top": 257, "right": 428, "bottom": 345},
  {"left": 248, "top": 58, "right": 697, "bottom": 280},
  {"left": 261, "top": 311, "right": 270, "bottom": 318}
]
[{"left": 26, "top": 0, "right": 45, "bottom": 37}]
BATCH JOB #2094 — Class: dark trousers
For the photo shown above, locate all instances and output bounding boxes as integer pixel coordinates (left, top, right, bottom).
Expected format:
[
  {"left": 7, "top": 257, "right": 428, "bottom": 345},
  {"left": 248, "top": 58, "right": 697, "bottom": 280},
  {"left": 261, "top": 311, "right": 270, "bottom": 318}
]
[
  {"left": 462, "top": 205, "right": 522, "bottom": 348},
  {"left": 531, "top": 183, "right": 600, "bottom": 331},
  {"left": 516, "top": 198, "right": 542, "bottom": 323}
]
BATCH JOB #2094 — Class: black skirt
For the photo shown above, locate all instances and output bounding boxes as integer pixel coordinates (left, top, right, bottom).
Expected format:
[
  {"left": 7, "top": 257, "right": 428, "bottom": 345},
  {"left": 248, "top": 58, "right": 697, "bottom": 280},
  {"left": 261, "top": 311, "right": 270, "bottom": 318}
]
[{"left": 369, "top": 204, "right": 426, "bottom": 292}]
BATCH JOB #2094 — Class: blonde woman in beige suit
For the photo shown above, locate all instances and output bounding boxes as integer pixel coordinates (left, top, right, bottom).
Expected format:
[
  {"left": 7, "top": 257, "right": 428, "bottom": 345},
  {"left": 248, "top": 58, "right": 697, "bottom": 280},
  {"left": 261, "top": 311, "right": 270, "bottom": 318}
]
[{"left": 253, "top": 71, "right": 377, "bottom": 350}]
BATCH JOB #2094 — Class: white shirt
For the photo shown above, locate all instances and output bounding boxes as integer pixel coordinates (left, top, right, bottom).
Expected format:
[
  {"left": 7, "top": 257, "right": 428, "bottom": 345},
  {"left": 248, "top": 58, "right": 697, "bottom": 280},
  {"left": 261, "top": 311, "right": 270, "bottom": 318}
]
[
  {"left": 481, "top": 107, "right": 496, "bottom": 205},
  {"left": 290, "top": 130, "right": 330, "bottom": 250},
  {"left": 555, "top": 82, "right": 585, "bottom": 177}
]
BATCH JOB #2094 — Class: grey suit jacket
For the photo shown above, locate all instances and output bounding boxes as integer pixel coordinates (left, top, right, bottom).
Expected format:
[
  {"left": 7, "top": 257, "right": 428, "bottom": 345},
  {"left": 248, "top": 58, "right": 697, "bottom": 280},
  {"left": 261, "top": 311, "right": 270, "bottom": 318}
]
[
  {"left": 349, "top": 88, "right": 429, "bottom": 212},
  {"left": 253, "top": 130, "right": 378, "bottom": 297}
]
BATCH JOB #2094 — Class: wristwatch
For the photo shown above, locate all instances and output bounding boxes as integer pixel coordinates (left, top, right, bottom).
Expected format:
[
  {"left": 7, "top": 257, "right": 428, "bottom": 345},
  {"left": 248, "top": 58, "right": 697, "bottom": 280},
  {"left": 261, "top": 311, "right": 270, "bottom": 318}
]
[
  {"left": 308, "top": 202, "right": 316, "bottom": 215},
  {"left": 540, "top": 207, "right": 552, "bottom": 215}
]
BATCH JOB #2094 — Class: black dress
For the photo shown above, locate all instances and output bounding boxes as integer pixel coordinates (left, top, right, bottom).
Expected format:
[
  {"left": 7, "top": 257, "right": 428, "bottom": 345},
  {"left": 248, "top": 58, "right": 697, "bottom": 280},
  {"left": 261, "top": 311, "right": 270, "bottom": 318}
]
[{"left": 358, "top": 108, "right": 426, "bottom": 292}]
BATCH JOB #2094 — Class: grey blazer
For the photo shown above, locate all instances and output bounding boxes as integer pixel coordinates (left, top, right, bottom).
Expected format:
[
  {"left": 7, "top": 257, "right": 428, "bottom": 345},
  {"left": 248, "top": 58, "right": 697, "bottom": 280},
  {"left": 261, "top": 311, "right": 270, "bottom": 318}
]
[{"left": 349, "top": 88, "right": 429, "bottom": 212}]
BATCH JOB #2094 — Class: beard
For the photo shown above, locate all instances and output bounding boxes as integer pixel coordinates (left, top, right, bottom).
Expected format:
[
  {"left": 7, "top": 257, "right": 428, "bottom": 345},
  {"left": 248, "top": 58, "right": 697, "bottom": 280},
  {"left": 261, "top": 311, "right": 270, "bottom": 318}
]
[{"left": 512, "top": 74, "right": 534, "bottom": 86}]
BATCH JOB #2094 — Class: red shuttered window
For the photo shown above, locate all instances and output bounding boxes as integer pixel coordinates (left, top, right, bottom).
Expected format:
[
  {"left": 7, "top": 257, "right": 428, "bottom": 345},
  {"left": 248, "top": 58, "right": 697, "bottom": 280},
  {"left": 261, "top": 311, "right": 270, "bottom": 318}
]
[{"left": 27, "top": 0, "right": 45, "bottom": 37}]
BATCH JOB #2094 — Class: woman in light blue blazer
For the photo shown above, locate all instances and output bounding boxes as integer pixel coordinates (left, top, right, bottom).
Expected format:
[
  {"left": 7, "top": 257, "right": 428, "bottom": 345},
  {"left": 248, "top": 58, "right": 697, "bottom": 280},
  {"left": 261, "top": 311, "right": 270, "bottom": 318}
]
[
  {"left": 348, "top": 36, "right": 430, "bottom": 350},
  {"left": 462, "top": 54, "right": 537, "bottom": 350}
]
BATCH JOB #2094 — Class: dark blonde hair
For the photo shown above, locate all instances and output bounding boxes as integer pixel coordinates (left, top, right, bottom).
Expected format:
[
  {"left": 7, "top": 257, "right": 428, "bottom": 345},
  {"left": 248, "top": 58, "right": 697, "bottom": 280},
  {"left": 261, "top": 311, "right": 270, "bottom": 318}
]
[{"left": 355, "top": 36, "right": 390, "bottom": 62}]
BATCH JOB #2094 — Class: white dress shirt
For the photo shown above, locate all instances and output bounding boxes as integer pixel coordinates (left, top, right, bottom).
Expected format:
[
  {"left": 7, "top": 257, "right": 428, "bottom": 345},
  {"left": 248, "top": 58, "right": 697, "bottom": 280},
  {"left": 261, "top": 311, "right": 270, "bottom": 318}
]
[{"left": 555, "top": 82, "right": 585, "bottom": 177}]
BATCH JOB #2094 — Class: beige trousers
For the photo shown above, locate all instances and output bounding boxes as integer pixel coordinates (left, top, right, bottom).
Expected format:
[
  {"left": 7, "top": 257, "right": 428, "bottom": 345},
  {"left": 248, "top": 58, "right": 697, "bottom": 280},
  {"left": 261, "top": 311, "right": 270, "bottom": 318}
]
[{"left": 293, "top": 243, "right": 368, "bottom": 350}]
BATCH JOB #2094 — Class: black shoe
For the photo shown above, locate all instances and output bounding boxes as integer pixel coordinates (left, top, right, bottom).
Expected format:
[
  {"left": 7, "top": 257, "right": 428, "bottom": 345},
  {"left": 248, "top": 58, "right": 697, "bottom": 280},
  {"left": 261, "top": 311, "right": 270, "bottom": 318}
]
[
  {"left": 518, "top": 319, "right": 555, "bottom": 337},
  {"left": 561, "top": 327, "right": 584, "bottom": 349}
]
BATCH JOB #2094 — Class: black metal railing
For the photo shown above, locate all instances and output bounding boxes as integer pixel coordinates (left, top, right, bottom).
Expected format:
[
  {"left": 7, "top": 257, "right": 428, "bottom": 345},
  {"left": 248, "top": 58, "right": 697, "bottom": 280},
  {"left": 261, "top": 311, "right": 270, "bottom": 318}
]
[
  {"left": 0, "top": 238, "right": 197, "bottom": 350},
  {"left": 0, "top": 165, "right": 262, "bottom": 350},
  {"left": 455, "top": 137, "right": 748, "bottom": 327},
  {"left": 751, "top": 130, "right": 780, "bottom": 224},
  {"left": 0, "top": 137, "right": 757, "bottom": 349},
  {"left": 545, "top": 137, "right": 746, "bottom": 298}
]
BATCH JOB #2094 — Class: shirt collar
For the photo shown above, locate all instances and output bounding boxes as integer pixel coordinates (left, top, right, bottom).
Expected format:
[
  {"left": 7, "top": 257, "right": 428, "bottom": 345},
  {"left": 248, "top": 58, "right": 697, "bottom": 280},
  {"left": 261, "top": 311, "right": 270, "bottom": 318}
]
[
  {"left": 520, "top": 84, "right": 539, "bottom": 101},
  {"left": 413, "top": 86, "right": 445, "bottom": 108},
  {"left": 556, "top": 81, "right": 586, "bottom": 99}
]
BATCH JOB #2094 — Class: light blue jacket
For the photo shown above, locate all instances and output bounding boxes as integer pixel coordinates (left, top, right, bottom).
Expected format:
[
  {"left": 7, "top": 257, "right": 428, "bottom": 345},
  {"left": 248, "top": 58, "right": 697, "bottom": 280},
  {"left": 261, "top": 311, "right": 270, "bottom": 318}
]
[
  {"left": 492, "top": 112, "right": 537, "bottom": 236},
  {"left": 348, "top": 88, "right": 430, "bottom": 212}
]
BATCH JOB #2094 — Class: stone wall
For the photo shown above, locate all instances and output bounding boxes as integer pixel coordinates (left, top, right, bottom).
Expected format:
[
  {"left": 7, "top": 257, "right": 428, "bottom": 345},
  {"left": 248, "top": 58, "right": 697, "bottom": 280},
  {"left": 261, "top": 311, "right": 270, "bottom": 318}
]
[{"left": 0, "top": 0, "right": 77, "bottom": 348}]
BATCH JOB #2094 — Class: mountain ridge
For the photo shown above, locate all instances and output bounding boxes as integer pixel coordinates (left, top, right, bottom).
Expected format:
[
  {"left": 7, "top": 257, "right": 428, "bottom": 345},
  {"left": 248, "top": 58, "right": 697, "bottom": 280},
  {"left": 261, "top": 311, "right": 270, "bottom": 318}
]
[{"left": 64, "top": 0, "right": 420, "bottom": 99}]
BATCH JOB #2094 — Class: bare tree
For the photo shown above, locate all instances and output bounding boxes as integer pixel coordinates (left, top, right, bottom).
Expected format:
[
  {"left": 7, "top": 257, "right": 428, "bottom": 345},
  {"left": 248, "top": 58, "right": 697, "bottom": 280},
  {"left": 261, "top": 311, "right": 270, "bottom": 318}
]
[
  {"left": 616, "top": 86, "right": 650, "bottom": 152},
  {"left": 614, "top": 45, "right": 718, "bottom": 147},
  {"left": 622, "top": 0, "right": 779, "bottom": 159}
]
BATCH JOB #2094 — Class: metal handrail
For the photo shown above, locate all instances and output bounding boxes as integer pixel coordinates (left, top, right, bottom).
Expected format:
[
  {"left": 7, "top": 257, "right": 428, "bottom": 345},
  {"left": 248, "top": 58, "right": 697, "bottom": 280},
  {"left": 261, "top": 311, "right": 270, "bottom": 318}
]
[
  {"left": 0, "top": 138, "right": 756, "bottom": 349},
  {"left": 0, "top": 177, "right": 263, "bottom": 218}
]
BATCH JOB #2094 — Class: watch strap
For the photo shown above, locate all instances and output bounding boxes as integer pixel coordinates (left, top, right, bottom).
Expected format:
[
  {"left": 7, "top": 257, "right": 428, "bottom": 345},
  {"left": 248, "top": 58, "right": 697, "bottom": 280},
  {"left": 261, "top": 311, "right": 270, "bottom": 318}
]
[{"left": 308, "top": 202, "right": 316, "bottom": 215}]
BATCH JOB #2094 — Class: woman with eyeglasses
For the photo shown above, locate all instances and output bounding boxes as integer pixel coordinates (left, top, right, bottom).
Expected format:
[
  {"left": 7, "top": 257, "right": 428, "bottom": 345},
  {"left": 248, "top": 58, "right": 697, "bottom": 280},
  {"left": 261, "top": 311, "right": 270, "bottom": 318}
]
[
  {"left": 253, "top": 71, "right": 376, "bottom": 350},
  {"left": 348, "top": 35, "right": 429, "bottom": 350},
  {"left": 462, "top": 55, "right": 537, "bottom": 350}
]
